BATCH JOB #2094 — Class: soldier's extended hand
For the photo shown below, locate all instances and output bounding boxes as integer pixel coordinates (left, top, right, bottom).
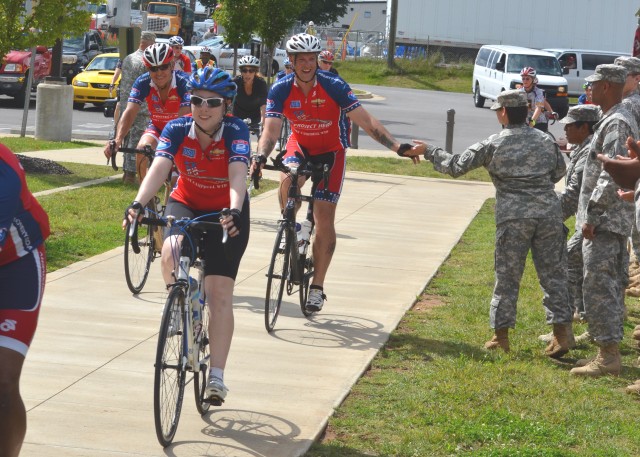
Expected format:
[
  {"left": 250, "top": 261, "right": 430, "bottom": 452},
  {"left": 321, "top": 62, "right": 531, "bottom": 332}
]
[
  {"left": 582, "top": 223, "right": 596, "bottom": 240},
  {"left": 597, "top": 151, "right": 640, "bottom": 190},
  {"left": 398, "top": 140, "right": 427, "bottom": 164}
]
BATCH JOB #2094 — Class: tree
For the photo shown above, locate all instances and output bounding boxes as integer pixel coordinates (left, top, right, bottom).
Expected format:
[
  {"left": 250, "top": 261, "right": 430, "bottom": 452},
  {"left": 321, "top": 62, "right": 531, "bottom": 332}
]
[
  {"left": 199, "top": 0, "right": 218, "bottom": 10},
  {"left": 0, "top": 0, "right": 99, "bottom": 61},
  {"left": 254, "top": 0, "right": 307, "bottom": 79},
  {"left": 297, "top": 0, "right": 348, "bottom": 26},
  {"left": 213, "top": 0, "right": 253, "bottom": 76}
]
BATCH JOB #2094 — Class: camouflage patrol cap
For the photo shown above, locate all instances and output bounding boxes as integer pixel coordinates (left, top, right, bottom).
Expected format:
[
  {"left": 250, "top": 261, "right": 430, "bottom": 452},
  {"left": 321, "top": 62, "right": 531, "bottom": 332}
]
[
  {"left": 490, "top": 89, "right": 528, "bottom": 110},
  {"left": 559, "top": 105, "right": 601, "bottom": 124},
  {"left": 614, "top": 56, "right": 640, "bottom": 75},
  {"left": 585, "top": 64, "right": 627, "bottom": 84}
]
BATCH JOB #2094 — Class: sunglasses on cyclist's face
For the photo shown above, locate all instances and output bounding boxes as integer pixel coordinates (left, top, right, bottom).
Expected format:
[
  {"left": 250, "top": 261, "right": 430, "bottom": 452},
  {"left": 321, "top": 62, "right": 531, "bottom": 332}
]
[
  {"left": 521, "top": 77, "right": 533, "bottom": 81},
  {"left": 190, "top": 95, "right": 224, "bottom": 108},
  {"left": 149, "top": 63, "right": 171, "bottom": 73},
  {"left": 172, "top": 45, "right": 183, "bottom": 50},
  {"left": 240, "top": 68, "right": 256, "bottom": 73}
]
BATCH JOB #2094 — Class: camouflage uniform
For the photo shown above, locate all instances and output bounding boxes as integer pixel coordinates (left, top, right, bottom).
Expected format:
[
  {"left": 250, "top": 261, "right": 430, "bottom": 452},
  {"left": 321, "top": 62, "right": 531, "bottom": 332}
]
[
  {"left": 423, "top": 90, "right": 571, "bottom": 330},
  {"left": 577, "top": 102, "right": 638, "bottom": 344},
  {"left": 118, "top": 49, "right": 150, "bottom": 173},
  {"left": 616, "top": 57, "right": 640, "bottom": 263}
]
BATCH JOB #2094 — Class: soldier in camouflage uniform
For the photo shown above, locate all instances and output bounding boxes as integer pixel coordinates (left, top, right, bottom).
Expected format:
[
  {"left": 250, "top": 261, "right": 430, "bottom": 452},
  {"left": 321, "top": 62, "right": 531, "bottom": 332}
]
[
  {"left": 570, "top": 65, "right": 639, "bottom": 377},
  {"left": 403, "top": 89, "right": 574, "bottom": 357},
  {"left": 613, "top": 56, "right": 640, "bottom": 296},
  {"left": 539, "top": 105, "right": 600, "bottom": 345},
  {"left": 114, "top": 31, "right": 156, "bottom": 183},
  {"left": 598, "top": 137, "right": 640, "bottom": 392}
]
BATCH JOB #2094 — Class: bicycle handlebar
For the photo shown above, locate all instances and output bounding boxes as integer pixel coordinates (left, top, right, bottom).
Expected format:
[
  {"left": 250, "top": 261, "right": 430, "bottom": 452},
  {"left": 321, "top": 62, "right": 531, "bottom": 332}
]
[{"left": 109, "top": 143, "right": 156, "bottom": 171}]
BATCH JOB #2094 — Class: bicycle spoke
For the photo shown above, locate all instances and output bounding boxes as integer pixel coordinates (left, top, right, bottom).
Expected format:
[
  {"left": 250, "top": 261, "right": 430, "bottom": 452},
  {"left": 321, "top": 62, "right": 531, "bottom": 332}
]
[{"left": 265, "top": 224, "right": 289, "bottom": 332}]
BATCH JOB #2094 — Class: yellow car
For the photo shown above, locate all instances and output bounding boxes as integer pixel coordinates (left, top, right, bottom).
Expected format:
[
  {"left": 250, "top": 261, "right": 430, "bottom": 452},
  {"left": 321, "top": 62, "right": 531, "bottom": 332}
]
[{"left": 72, "top": 52, "right": 120, "bottom": 109}]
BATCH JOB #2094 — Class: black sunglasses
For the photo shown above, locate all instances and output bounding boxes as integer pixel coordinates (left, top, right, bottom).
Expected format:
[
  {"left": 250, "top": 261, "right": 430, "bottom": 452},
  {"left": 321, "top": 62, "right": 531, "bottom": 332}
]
[
  {"left": 190, "top": 95, "right": 224, "bottom": 108},
  {"left": 149, "top": 63, "right": 171, "bottom": 72},
  {"left": 240, "top": 68, "right": 256, "bottom": 73}
]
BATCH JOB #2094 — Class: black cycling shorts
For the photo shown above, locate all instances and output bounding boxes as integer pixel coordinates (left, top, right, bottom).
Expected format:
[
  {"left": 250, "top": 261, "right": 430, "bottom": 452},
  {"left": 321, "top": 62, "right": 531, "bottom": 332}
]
[{"left": 163, "top": 196, "right": 250, "bottom": 280}]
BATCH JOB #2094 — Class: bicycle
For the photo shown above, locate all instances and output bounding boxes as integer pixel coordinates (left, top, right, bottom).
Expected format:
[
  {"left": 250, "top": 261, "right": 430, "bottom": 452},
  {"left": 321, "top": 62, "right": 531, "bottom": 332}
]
[
  {"left": 251, "top": 151, "right": 330, "bottom": 332},
  {"left": 277, "top": 117, "right": 290, "bottom": 151},
  {"left": 128, "top": 210, "right": 230, "bottom": 447},
  {"left": 110, "top": 143, "right": 173, "bottom": 294},
  {"left": 243, "top": 118, "right": 262, "bottom": 143}
]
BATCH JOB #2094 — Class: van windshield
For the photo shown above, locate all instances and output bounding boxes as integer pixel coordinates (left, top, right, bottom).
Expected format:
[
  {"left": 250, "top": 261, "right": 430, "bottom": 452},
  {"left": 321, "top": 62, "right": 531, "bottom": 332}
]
[{"left": 507, "top": 55, "right": 562, "bottom": 76}]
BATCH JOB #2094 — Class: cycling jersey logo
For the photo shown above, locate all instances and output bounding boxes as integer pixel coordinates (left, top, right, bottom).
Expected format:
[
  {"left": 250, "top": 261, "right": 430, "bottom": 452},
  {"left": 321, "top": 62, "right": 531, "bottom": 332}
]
[
  {"left": 208, "top": 148, "right": 225, "bottom": 157},
  {"left": 231, "top": 140, "right": 249, "bottom": 154},
  {"left": 151, "top": 94, "right": 160, "bottom": 102},
  {"left": 169, "top": 94, "right": 180, "bottom": 101},
  {"left": 290, "top": 100, "right": 301, "bottom": 109},
  {"left": 311, "top": 98, "right": 325, "bottom": 107},
  {"left": 182, "top": 147, "right": 196, "bottom": 158},
  {"left": 184, "top": 161, "right": 200, "bottom": 176},
  {"left": 0, "top": 228, "right": 6, "bottom": 244},
  {"left": 0, "top": 319, "right": 17, "bottom": 333},
  {"left": 266, "top": 99, "right": 275, "bottom": 110},
  {"left": 347, "top": 91, "right": 358, "bottom": 101},
  {"left": 158, "top": 137, "right": 171, "bottom": 149}
]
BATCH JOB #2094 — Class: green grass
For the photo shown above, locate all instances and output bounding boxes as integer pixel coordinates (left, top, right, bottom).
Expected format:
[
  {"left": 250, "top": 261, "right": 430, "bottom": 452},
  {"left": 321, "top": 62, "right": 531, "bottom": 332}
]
[
  {"left": 347, "top": 156, "right": 491, "bottom": 182},
  {"left": 26, "top": 162, "right": 120, "bottom": 193},
  {"left": 307, "top": 201, "right": 640, "bottom": 456},
  {"left": 335, "top": 57, "right": 474, "bottom": 93},
  {"left": 1, "top": 137, "right": 99, "bottom": 153}
]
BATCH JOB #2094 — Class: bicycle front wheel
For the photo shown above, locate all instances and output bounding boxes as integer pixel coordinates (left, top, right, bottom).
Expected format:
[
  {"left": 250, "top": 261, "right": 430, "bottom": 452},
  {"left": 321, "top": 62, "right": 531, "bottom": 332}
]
[
  {"left": 154, "top": 286, "right": 187, "bottom": 447},
  {"left": 265, "top": 223, "right": 290, "bottom": 332},
  {"left": 194, "top": 301, "right": 211, "bottom": 415},
  {"left": 124, "top": 206, "right": 155, "bottom": 294}
]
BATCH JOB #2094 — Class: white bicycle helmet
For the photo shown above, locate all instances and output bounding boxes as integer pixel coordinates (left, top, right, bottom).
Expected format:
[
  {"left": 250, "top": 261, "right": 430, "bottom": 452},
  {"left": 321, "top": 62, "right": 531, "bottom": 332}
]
[
  {"left": 286, "top": 33, "right": 322, "bottom": 54},
  {"left": 142, "top": 43, "right": 174, "bottom": 68},
  {"left": 200, "top": 46, "right": 211, "bottom": 54},
  {"left": 169, "top": 36, "right": 184, "bottom": 46},
  {"left": 238, "top": 55, "right": 260, "bottom": 68}
]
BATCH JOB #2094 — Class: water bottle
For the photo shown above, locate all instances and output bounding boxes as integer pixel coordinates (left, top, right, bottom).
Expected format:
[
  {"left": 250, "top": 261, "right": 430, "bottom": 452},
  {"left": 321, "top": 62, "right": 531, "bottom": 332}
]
[
  {"left": 189, "top": 276, "right": 201, "bottom": 324},
  {"left": 298, "top": 220, "right": 312, "bottom": 255}
]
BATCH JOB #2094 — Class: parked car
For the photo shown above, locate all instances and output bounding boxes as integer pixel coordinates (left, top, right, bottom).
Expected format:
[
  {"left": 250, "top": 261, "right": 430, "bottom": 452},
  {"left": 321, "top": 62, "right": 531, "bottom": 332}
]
[
  {"left": 62, "top": 30, "right": 117, "bottom": 83},
  {"left": 543, "top": 48, "right": 630, "bottom": 97},
  {"left": 71, "top": 52, "right": 120, "bottom": 109},
  {"left": 0, "top": 46, "right": 51, "bottom": 105},
  {"left": 472, "top": 45, "right": 569, "bottom": 118}
]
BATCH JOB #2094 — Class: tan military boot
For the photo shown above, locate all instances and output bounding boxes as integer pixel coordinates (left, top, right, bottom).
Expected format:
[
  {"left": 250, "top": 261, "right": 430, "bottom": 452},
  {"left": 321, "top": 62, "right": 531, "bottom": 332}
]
[
  {"left": 484, "top": 328, "right": 509, "bottom": 352},
  {"left": 545, "top": 323, "right": 575, "bottom": 358},
  {"left": 626, "top": 287, "right": 640, "bottom": 298},
  {"left": 570, "top": 343, "right": 621, "bottom": 377},
  {"left": 575, "top": 354, "right": 596, "bottom": 367}
]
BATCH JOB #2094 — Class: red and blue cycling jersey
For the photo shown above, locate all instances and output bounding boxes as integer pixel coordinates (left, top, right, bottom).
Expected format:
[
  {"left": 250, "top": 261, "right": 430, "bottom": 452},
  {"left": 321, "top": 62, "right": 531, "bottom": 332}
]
[
  {"left": 128, "top": 71, "right": 191, "bottom": 132},
  {"left": 156, "top": 115, "right": 251, "bottom": 211},
  {"left": 0, "top": 144, "right": 50, "bottom": 267},
  {"left": 266, "top": 70, "right": 361, "bottom": 155}
]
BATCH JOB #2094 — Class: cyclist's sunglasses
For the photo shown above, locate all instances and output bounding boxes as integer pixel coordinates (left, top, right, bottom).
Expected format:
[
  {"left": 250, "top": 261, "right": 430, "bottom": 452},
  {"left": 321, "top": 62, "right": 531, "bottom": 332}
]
[
  {"left": 240, "top": 68, "right": 257, "bottom": 73},
  {"left": 149, "top": 63, "right": 171, "bottom": 72},
  {"left": 190, "top": 95, "right": 224, "bottom": 108}
]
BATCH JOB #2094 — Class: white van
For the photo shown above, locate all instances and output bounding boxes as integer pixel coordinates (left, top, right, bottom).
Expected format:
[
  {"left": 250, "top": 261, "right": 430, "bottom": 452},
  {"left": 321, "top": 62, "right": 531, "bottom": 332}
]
[
  {"left": 473, "top": 45, "right": 569, "bottom": 118},
  {"left": 543, "top": 49, "right": 630, "bottom": 97}
]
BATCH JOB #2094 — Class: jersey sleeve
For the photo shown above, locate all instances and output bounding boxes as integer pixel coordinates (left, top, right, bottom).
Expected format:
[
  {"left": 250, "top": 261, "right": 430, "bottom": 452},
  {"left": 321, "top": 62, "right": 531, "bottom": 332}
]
[
  {"left": 176, "top": 73, "right": 192, "bottom": 107},
  {"left": 318, "top": 73, "right": 361, "bottom": 113},
  {"left": 0, "top": 159, "right": 21, "bottom": 249},
  {"left": 156, "top": 118, "right": 188, "bottom": 162},
  {"left": 224, "top": 118, "right": 251, "bottom": 166},
  {"left": 128, "top": 73, "right": 150, "bottom": 105},
  {"left": 265, "top": 79, "right": 289, "bottom": 118}
]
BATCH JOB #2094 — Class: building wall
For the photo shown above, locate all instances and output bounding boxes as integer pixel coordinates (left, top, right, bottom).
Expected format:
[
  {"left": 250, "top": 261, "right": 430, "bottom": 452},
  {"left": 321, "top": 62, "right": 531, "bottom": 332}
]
[{"left": 330, "top": 1, "right": 387, "bottom": 33}]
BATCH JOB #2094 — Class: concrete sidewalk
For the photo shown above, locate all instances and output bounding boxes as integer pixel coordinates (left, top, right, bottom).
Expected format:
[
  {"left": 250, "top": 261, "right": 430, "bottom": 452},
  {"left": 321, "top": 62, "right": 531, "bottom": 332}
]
[{"left": 19, "top": 147, "right": 495, "bottom": 456}]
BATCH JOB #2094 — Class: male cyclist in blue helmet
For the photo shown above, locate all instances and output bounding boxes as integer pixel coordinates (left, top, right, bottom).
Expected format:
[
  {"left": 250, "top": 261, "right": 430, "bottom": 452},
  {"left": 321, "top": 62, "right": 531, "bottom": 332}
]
[{"left": 124, "top": 67, "right": 251, "bottom": 405}]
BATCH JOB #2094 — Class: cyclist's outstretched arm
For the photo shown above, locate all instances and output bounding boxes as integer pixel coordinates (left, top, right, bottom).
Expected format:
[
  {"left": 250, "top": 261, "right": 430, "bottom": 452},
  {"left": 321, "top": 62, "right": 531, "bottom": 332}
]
[
  {"left": 251, "top": 116, "right": 283, "bottom": 176},
  {"left": 347, "top": 106, "right": 419, "bottom": 162},
  {"left": 105, "top": 101, "right": 141, "bottom": 158},
  {"left": 124, "top": 156, "right": 173, "bottom": 227}
]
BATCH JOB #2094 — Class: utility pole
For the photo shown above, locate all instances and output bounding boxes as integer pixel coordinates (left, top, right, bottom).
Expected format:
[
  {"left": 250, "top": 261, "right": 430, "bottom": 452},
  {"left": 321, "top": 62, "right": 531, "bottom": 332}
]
[{"left": 387, "top": 0, "right": 398, "bottom": 68}]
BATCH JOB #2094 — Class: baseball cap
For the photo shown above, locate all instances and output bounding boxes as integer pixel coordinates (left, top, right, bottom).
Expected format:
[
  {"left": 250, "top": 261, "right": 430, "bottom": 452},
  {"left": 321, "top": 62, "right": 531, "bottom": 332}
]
[
  {"left": 559, "top": 105, "right": 601, "bottom": 124},
  {"left": 490, "top": 89, "right": 528, "bottom": 110},
  {"left": 585, "top": 64, "right": 627, "bottom": 84}
]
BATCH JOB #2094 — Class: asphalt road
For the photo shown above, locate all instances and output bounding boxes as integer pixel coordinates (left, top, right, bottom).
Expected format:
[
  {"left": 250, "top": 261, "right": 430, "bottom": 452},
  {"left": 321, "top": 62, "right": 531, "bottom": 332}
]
[{"left": 0, "top": 86, "right": 567, "bottom": 151}]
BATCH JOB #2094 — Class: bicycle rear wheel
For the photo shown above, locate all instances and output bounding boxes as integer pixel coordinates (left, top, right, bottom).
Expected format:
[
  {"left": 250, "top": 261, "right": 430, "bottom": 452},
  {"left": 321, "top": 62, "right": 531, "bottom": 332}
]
[
  {"left": 265, "top": 223, "right": 290, "bottom": 332},
  {"left": 194, "top": 301, "right": 211, "bottom": 415},
  {"left": 154, "top": 286, "right": 187, "bottom": 447},
  {"left": 299, "top": 233, "right": 315, "bottom": 317},
  {"left": 124, "top": 204, "right": 156, "bottom": 294}
]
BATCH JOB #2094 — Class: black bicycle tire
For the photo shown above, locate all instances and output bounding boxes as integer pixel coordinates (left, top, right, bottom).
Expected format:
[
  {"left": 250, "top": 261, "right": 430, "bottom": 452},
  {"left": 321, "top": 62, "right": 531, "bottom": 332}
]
[
  {"left": 123, "top": 209, "right": 154, "bottom": 294},
  {"left": 278, "top": 119, "right": 290, "bottom": 149},
  {"left": 153, "top": 286, "right": 187, "bottom": 447},
  {"left": 264, "top": 223, "right": 290, "bottom": 332},
  {"left": 194, "top": 300, "right": 211, "bottom": 415},
  {"left": 299, "top": 239, "right": 314, "bottom": 317}
]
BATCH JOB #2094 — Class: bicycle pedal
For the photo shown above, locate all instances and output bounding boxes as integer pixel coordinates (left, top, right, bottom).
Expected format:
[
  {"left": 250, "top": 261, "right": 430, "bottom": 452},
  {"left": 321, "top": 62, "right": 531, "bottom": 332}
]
[{"left": 207, "top": 396, "right": 224, "bottom": 406}]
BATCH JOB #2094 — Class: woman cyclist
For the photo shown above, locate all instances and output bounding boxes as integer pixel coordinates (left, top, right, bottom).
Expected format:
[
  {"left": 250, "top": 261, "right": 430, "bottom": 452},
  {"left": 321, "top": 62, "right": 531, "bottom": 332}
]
[
  {"left": 124, "top": 67, "right": 251, "bottom": 404},
  {"left": 232, "top": 55, "right": 268, "bottom": 129},
  {"left": 519, "top": 66, "right": 554, "bottom": 133}
]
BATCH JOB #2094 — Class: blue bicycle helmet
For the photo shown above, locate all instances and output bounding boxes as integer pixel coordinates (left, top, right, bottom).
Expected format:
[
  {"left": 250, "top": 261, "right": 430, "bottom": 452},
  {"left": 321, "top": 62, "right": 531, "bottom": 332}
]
[{"left": 188, "top": 67, "right": 237, "bottom": 99}]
